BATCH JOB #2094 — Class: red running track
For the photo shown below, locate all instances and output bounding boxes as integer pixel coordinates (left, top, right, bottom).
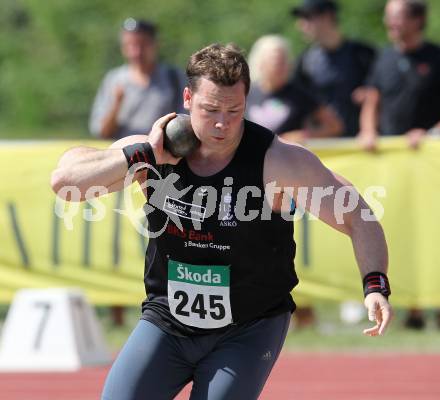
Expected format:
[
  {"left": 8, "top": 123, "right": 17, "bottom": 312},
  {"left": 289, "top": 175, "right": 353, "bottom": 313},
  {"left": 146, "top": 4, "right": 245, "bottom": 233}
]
[{"left": 0, "top": 353, "right": 439, "bottom": 400}]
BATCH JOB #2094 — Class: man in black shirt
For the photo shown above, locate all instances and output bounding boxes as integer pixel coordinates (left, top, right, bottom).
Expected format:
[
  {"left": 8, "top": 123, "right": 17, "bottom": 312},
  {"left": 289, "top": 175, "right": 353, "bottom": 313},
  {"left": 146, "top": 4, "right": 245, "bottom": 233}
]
[
  {"left": 359, "top": 0, "right": 440, "bottom": 150},
  {"left": 291, "top": 0, "right": 375, "bottom": 137},
  {"left": 52, "top": 44, "right": 392, "bottom": 399},
  {"left": 360, "top": 0, "right": 439, "bottom": 330}
]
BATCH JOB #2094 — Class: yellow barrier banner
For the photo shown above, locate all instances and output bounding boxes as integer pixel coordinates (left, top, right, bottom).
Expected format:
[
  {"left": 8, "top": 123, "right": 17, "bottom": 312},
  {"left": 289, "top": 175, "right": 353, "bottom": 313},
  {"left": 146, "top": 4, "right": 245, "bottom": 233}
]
[{"left": 1, "top": 138, "right": 440, "bottom": 307}]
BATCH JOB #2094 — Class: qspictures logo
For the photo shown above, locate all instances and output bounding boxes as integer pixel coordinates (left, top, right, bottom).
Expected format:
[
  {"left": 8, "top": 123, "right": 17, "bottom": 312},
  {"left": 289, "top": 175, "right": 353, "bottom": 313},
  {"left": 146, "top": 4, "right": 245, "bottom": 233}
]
[{"left": 54, "top": 162, "right": 387, "bottom": 238}]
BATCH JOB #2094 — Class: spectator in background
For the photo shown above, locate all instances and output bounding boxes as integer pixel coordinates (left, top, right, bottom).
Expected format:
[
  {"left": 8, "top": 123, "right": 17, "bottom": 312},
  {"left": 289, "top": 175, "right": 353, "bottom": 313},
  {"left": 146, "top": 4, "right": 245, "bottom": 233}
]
[
  {"left": 359, "top": 0, "right": 440, "bottom": 329},
  {"left": 89, "top": 18, "right": 186, "bottom": 326},
  {"left": 246, "top": 34, "right": 342, "bottom": 144},
  {"left": 291, "top": 0, "right": 375, "bottom": 137},
  {"left": 89, "top": 18, "right": 186, "bottom": 140},
  {"left": 358, "top": 0, "right": 440, "bottom": 151}
]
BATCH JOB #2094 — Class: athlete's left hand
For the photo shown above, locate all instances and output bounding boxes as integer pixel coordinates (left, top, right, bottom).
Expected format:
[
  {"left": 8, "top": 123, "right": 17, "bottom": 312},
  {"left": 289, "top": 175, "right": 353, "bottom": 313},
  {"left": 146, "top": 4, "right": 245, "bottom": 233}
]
[{"left": 363, "top": 293, "right": 393, "bottom": 336}]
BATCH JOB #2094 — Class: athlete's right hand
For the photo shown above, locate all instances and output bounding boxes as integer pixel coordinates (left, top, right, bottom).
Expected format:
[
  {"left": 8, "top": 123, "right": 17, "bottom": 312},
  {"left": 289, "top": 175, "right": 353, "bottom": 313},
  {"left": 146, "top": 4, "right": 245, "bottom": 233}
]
[{"left": 149, "top": 113, "right": 182, "bottom": 165}]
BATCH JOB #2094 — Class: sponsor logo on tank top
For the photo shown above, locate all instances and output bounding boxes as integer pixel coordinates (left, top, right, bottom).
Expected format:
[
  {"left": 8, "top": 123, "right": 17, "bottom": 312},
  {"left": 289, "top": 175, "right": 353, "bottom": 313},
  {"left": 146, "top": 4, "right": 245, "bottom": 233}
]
[
  {"left": 220, "top": 193, "right": 238, "bottom": 227},
  {"left": 176, "top": 264, "right": 223, "bottom": 284},
  {"left": 166, "top": 223, "right": 214, "bottom": 241},
  {"left": 163, "top": 196, "right": 206, "bottom": 222}
]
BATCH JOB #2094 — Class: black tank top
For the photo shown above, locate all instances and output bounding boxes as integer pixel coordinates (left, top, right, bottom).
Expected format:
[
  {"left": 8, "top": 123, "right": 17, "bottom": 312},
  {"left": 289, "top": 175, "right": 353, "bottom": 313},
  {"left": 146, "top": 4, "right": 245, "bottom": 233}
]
[{"left": 141, "top": 120, "right": 298, "bottom": 336}]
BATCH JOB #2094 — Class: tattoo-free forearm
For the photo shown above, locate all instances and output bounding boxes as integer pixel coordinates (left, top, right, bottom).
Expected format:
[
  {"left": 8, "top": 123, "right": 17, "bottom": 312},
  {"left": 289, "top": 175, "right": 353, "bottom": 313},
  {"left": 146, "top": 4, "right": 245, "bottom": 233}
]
[
  {"left": 51, "top": 146, "right": 128, "bottom": 197},
  {"left": 350, "top": 212, "right": 389, "bottom": 278}
]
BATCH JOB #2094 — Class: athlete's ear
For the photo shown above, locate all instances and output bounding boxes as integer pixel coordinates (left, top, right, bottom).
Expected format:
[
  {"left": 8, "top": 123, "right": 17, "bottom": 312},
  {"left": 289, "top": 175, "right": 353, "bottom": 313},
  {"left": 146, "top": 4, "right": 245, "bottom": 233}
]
[{"left": 183, "top": 87, "right": 192, "bottom": 111}]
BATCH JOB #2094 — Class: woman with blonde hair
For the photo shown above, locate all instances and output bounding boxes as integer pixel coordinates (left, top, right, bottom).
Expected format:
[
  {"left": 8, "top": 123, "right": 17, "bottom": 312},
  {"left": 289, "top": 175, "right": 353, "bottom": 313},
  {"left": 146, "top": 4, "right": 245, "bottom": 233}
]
[{"left": 246, "top": 34, "right": 342, "bottom": 142}]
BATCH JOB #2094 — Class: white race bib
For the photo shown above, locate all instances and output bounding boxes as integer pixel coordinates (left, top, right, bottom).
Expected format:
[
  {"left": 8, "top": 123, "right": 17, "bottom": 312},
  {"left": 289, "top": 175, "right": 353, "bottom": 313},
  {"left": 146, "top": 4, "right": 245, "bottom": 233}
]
[{"left": 167, "top": 260, "right": 233, "bottom": 329}]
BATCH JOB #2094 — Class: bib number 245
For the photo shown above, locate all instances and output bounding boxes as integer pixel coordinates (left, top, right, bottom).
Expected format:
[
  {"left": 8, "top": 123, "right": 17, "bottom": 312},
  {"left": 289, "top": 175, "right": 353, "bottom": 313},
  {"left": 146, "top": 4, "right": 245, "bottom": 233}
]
[
  {"left": 168, "top": 260, "right": 233, "bottom": 329},
  {"left": 174, "top": 292, "right": 225, "bottom": 320}
]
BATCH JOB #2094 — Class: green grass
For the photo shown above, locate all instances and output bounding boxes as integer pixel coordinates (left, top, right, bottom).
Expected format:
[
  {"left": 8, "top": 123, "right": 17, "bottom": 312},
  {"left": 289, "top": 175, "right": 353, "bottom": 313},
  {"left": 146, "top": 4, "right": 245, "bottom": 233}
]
[
  {"left": 94, "top": 303, "right": 440, "bottom": 353},
  {"left": 0, "top": 126, "right": 89, "bottom": 140},
  {"left": 1, "top": 303, "right": 439, "bottom": 354},
  {"left": 284, "top": 304, "right": 440, "bottom": 353},
  {"left": 284, "top": 325, "right": 440, "bottom": 353},
  {"left": 95, "top": 306, "right": 143, "bottom": 352}
]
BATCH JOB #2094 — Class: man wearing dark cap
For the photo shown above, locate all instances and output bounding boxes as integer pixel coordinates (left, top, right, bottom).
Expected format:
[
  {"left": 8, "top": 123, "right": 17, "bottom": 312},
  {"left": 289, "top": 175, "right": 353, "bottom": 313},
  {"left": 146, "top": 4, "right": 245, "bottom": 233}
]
[
  {"left": 291, "top": 0, "right": 375, "bottom": 137},
  {"left": 291, "top": 0, "right": 338, "bottom": 17},
  {"left": 359, "top": 0, "right": 440, "bottom": 151},
  {"left": 89, "top": 18, "right": 186, "bottom": 139}
]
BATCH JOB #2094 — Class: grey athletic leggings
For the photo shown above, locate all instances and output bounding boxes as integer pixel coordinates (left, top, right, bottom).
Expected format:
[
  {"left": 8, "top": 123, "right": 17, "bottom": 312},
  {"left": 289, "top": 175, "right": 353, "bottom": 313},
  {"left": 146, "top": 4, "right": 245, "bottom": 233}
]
[{"left": 101, "top": 312, "right": 290, "bottom": 400}]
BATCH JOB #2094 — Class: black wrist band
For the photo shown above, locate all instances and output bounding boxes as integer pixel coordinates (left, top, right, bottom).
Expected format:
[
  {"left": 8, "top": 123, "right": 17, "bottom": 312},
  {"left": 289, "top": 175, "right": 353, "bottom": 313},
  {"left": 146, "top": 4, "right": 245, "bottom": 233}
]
[
  {"left": 363, "top": 271, "right": 391, "bottom": 298},
  {"left": 122, "top": 142, "right": 156, "bottom": 170}
]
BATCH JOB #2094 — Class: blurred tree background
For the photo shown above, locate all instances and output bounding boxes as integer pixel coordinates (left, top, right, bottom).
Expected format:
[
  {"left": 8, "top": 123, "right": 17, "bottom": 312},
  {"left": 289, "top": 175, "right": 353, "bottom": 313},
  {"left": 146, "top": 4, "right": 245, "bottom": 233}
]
[{"left": 1, "top": 0, "right": 439, "bottom": 138}]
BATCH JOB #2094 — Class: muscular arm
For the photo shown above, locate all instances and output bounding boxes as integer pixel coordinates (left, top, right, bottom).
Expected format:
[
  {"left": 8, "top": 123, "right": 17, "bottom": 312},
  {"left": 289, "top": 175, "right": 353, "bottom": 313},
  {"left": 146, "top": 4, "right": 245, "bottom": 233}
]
[
  {"left": 50, "top": 135, "right": 148, "bottom": 201},
  {"left": 51, "top": 113, "right": 179, "bottom": 201},
  {"left": 265, "top": 139, "right": 392, "bottom": 334}
]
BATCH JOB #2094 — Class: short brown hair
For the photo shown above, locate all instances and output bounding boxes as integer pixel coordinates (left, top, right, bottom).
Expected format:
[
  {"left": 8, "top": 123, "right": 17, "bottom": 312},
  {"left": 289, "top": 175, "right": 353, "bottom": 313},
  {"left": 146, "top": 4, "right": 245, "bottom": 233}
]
[{"left": 186, "top": 43, "right": 250, "bottom": 95}]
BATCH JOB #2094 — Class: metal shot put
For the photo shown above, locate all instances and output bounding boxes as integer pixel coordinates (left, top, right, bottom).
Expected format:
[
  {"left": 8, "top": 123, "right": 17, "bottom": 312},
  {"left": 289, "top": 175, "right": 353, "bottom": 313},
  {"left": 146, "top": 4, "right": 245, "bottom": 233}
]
[{"left": 164, "top": 113, "right": 201, "bottom": 158}]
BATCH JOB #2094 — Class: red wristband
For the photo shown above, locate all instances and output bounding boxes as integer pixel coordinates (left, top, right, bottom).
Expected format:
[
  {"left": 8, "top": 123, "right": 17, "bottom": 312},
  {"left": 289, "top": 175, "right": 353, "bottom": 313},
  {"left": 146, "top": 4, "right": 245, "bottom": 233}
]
[
  {"left": 363, "top": 272, "right": 391, "bottom": 298},
  {"left": 122, "top": 142, "right": 156, "bottom": 170}
]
